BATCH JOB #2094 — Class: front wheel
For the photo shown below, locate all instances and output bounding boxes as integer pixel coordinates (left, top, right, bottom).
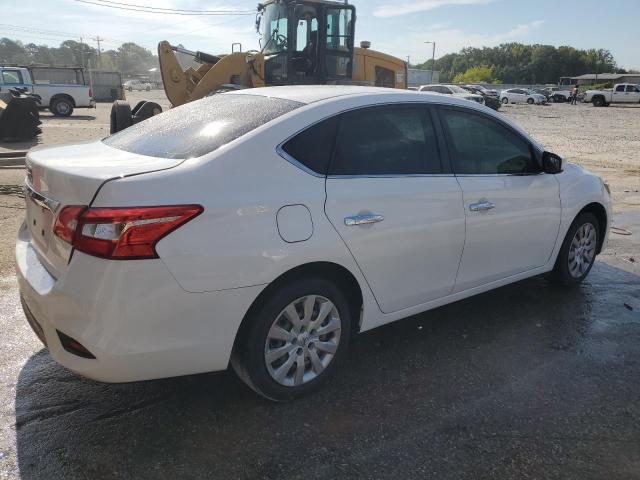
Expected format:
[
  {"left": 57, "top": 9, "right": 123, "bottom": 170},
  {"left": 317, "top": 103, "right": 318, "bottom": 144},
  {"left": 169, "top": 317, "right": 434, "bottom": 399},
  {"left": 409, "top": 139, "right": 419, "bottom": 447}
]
[
  {"left": 527, "top": 98, "right": 534, "bottom": 104},
  {"left": 232, "top": 278, "right": 352, "bottom": 401},
  {"left": 501, "top": 97, "right": 509, "bottom": 104},
  {"left": 552, "top": 212, "right": 600, "bottom": 286}
]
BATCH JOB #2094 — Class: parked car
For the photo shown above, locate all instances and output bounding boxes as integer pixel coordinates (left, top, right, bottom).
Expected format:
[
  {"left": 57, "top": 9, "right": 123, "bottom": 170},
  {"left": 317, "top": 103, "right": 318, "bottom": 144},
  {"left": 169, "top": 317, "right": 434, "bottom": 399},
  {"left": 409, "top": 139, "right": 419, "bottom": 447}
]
[
  {"left": 466, "top": 84, "right": 499, "bottom": 98},
  {"left": 0, "top": 66, "right": 95, "bottom": 116},
  {"left": 419, "top": 84, "right": 485, "bottom": 105},
  {"left": 461, "top": 85, "right": 501, "bottom": 110},
  {"left": 124, "top": 80, "right": 152, "bottom": 92},
  {"left": 500, "top": 88, "right": 547, "bottom": 105},
  {"left": 584, "top": 83, "right": 640, "bottom": 107},
  {"left": 531, "top": 88, "right": 553, "bottom": 101},
  {"left": 547, "top": 87, "right": 573, "bottom": 103},
  {"left": 17, "top": 86, "right": 611, "bottom": 401}
]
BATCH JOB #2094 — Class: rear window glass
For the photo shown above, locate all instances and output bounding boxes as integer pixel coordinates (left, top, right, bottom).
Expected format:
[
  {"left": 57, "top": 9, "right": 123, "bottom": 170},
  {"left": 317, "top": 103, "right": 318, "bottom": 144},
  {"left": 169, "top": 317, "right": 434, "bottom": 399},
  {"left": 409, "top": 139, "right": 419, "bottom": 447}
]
[{"left": 103, "top": 94, "right": 303, "bottom": 159}]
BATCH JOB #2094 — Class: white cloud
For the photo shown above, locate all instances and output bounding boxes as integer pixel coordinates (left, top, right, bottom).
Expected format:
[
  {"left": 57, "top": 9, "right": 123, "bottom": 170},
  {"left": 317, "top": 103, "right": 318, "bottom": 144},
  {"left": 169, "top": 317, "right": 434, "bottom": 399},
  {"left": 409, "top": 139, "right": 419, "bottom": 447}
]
[{"left": 374, "top": 0, "right": 493, "bottom": 17}]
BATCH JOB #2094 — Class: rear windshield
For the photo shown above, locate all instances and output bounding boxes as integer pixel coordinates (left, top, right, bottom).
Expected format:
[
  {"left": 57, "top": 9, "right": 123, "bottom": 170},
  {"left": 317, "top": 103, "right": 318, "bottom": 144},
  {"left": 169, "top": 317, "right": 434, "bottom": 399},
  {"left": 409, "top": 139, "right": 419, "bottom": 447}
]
[{"left": 103, "top": 94, "right": 303, "bottom": 159}]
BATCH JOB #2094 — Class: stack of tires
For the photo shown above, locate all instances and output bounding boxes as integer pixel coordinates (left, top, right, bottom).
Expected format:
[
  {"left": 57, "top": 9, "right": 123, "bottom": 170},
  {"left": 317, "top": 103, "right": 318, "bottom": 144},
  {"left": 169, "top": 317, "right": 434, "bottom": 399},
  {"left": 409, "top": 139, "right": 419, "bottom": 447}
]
[{"left": 0, "top": 89, "right": 42, "bottom": 141}]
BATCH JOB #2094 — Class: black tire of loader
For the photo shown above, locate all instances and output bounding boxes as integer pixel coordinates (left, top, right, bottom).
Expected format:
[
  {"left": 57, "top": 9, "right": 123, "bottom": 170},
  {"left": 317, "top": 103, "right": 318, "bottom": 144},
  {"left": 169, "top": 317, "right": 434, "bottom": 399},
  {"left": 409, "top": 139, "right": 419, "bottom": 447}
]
[{"left": 110, "top": 100, "right": 133, "bottom": 134}]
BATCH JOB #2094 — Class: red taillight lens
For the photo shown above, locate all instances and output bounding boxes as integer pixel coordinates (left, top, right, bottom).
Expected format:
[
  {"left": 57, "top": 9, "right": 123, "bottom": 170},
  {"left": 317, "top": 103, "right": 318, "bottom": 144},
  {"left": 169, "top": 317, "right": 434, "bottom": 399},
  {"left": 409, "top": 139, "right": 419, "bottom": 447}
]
[
  {"left": 89, "top": 88, "right": 93, "bottom": 98},
  {"left": 53, "top": 206, "right": 86, "bottom": 243},
  {"left": 54, "top": 205, "right": 203, "bottom": 260}
]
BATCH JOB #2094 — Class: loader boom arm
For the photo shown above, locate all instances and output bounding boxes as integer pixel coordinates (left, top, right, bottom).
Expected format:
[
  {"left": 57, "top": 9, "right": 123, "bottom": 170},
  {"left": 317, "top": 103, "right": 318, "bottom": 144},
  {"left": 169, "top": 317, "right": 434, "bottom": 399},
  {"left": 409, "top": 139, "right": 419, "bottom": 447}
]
[{"left": 157, "top": 40, "right": 265, "bottom": 107}]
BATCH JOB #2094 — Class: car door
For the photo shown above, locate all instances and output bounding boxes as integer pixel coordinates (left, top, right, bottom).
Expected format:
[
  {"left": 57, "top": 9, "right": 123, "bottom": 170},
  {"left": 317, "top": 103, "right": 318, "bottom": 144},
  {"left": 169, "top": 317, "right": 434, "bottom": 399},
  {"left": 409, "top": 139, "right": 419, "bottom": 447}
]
[
  {"left": 437, "top": 106, "right": 561, "bottom": 292},
  {"left": 324, "top": 104, "right": 466, "bottom": 313},
  {"left": 612, "top": 84, "right": 628, "bottom": 102},
  {"left": 514, "top": 89, "right": 528, "bottom": 103},
  {"left": 626, "top": 84, "right": 640, "bottom": 102},
  {"left": 0, "top": 69, "right": 29, "bottom": 93}
]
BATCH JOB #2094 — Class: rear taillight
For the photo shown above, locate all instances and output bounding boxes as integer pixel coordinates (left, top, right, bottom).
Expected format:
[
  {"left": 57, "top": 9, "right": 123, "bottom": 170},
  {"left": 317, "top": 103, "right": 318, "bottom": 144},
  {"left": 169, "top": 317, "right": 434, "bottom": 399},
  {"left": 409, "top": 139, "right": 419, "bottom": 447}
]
[
  {"left": 89, "top": 88, "right": 93, "bottom": 98},
  {"left": 53, "top": 205, "right": 203, "bottom": 259}
]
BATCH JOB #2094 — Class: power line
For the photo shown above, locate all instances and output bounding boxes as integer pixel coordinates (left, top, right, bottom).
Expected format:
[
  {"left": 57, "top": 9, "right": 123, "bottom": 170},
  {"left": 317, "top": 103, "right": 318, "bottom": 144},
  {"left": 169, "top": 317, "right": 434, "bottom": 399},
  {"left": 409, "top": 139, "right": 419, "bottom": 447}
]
[
  {"left": 70, "top": 0, "right": 255, "bottom": 16},
  {"left": 74, "top": 0, "right": 255, "bottom": 14}
]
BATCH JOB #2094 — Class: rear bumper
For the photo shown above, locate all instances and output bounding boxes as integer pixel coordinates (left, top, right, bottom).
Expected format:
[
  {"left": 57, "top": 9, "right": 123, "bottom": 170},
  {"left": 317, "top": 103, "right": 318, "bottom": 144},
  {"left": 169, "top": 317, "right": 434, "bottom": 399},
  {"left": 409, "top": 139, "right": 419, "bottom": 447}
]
[{"left": 16, "top": 222, "right": 264, "bottom": 383}]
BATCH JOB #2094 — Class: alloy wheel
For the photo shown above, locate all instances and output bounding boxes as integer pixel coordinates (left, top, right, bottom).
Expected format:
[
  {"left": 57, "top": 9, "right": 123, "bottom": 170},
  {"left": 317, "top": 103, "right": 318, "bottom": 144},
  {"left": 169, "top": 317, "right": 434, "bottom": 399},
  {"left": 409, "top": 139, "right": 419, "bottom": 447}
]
[
  {"left": 264, "top": 295, "right": 342, "bottom": 387},
  {"left": 568, "top": 223, "right": 597, "bottom": 278}
]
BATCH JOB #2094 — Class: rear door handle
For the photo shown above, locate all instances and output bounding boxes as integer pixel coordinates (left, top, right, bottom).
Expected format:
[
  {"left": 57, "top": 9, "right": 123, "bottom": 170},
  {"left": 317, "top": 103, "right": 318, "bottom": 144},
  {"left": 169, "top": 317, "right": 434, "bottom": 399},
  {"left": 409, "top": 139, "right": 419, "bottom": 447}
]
[
  {"left": 344, "top": 214, "right": 384, "bottom": 226},
  {"left": 469, "top": 201, "right": 495, "bottom": 212}
]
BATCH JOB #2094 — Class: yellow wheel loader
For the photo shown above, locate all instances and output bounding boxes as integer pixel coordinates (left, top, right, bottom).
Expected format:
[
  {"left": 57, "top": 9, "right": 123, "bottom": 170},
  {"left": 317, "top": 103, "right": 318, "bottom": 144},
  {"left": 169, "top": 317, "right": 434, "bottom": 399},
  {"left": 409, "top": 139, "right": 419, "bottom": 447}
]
[{"left": 110, "top": 0, "right": 407, "bottom": 133}]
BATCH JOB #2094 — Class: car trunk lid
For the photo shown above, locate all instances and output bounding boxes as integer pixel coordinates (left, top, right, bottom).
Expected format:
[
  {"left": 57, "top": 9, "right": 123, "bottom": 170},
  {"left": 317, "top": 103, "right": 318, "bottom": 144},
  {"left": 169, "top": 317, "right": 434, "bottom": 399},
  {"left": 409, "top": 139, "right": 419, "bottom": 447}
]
[{"left": 24, "top": 140, "right": 184, "bottom": 278}]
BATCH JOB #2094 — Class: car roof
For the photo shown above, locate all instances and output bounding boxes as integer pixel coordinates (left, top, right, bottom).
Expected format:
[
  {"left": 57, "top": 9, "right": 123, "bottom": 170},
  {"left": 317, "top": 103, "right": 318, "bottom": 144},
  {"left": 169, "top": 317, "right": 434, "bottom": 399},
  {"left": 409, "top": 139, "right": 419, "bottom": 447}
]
[{"left": 229, "top": 85, "right": 418, "bottom": 105}]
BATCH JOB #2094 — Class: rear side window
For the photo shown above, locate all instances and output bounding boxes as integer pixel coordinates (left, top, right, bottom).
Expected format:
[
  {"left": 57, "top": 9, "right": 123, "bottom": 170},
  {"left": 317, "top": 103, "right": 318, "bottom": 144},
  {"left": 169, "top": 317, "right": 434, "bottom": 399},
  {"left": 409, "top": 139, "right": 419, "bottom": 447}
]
[
  {"left": 281, "top": 116, "right": 339, "bottom": 175},
  {"left": 330, "top": 105, "right": 442, "bottom": 175},
  {"left": 103, "top": 94, "right": 302, "bottom": 159}
]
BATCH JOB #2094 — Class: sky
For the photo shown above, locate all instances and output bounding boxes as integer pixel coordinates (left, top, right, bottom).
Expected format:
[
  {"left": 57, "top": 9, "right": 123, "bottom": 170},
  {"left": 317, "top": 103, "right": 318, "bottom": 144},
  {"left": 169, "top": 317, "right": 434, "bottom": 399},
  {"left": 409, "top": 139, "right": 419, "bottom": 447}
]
[{"left": 2, "top": 0, "right": 638, "bottom": 70}]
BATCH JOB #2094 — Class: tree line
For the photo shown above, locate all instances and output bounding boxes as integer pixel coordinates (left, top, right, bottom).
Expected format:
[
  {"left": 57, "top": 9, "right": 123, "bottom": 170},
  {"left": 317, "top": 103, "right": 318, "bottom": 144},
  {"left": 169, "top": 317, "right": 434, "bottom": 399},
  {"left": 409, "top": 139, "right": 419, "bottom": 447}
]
[
  {"left": 0, "top": 37, "right": 157, "bottom": 76},
  {"left": 412, "top": 43, "right": 635, "bottom": 84}
]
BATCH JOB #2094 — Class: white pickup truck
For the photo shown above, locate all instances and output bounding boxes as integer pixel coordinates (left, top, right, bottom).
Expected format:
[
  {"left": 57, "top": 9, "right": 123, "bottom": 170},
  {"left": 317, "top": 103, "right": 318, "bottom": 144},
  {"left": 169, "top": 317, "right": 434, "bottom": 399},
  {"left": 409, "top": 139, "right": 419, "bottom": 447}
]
[
  {"left": 584, "top": 83, "right": 640, "bottom": 107},
  {"left": 0, "top": 66, "right": 95, "bottom": 116}
]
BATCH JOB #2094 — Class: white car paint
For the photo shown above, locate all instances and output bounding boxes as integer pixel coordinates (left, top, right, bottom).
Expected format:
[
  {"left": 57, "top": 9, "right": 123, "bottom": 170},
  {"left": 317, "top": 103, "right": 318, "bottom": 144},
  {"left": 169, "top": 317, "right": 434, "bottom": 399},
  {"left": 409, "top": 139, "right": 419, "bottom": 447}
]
[
  {"left": 500, "top": 88, "right": 547, "bottom": 104},
  {"left": 16, "top": 86, "right": 611, "bottom": 384}
]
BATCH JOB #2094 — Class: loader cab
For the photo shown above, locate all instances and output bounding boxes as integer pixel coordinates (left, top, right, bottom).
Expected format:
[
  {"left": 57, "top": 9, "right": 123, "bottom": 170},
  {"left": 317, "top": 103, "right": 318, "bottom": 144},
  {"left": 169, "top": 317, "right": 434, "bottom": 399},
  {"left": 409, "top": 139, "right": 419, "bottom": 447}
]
[{"left": 258, "top": 0, "right": 355, "bottom": 85}]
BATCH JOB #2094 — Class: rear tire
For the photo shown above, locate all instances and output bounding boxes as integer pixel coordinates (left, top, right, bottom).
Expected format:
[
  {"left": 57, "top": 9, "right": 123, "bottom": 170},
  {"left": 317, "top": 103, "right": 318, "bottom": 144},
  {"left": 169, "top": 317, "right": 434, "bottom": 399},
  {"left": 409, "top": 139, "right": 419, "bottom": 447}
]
[
  {"left": 551, "top": 212, "right": 600, "bottom": 286},
  {"left": 146, "top": 86, "right": 151, "bottom": 91},
  {"left": 110, "top": 100, "right": 133, "bottom": 134},
  {"left": 231, "top": 277, "right": 352, "bottom": 401},
  {"left": 50, "top": 97, "right": 73, "bottom": 117},
  {"left": 527, "top": 98, "right": 534, "bottom": 104},
  {"left": 592, "top": 96, "right": 604, "bottom": 107}
]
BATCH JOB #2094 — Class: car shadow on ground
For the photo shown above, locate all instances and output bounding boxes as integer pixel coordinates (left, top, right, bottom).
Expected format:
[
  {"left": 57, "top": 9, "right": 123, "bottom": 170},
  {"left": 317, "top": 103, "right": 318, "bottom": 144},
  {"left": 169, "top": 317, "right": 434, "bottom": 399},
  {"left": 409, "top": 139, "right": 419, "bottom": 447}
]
[{"left": 14, "top": 262, "right": 640, "bottom": 479}]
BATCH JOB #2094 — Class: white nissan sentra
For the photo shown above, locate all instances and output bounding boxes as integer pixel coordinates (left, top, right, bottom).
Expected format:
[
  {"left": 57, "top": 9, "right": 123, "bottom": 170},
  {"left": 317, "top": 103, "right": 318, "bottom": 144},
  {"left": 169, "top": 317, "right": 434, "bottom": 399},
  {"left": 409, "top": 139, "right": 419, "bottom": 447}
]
[{"left": 16, "top": 86, "right": 611, "bottom": 401}]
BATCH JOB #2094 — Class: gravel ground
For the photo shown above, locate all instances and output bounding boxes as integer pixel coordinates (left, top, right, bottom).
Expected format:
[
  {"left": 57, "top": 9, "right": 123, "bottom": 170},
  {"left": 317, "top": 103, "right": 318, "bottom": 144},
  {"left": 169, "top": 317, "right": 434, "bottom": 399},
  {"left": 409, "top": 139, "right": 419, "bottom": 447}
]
[{"left": 0, "top": 95, "right": 638, "bottom": 479}]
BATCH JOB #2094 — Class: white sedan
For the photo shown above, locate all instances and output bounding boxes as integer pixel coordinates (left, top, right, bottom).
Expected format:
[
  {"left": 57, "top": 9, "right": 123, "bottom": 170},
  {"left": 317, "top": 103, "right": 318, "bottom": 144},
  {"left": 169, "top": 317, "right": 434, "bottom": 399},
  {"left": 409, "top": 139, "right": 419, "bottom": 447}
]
[
  {"left": 124, "top": 80, "right": 151, "bottom": 92},
  {"left": 500, "top": 88, "right": 547, "bottom": 104},
  {"left": 17, "top": 86, "right": 611, "bottom": 401}
]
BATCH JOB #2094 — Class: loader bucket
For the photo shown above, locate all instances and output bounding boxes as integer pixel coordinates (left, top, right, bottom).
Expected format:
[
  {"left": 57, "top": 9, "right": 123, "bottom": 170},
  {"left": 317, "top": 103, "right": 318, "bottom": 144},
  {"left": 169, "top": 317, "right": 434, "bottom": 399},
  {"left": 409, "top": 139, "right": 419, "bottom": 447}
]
[{"left": 0, "top": 91, "right": 42, "bottom": 142}]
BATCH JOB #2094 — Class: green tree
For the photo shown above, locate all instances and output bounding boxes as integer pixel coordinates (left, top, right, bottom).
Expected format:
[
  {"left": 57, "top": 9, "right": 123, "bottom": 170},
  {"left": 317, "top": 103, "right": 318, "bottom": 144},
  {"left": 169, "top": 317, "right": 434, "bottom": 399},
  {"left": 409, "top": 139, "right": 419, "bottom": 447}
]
[{"left": 452, "top": 66, "right": 499, "bottom": 84}]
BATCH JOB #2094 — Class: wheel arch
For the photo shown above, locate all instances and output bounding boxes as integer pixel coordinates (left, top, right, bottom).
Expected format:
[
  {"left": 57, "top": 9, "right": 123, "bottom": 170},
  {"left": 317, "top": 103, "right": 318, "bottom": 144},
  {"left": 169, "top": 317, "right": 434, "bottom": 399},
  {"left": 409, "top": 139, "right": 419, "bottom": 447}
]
[
  {"left": 232, "top": 261, "right": 364, "bottom": 355},
  {"left": 50, "top": 93, "right": 76, "bottom": 108},
  {"left": 576, "top": 202, "right": 608, "bottom": 254}
]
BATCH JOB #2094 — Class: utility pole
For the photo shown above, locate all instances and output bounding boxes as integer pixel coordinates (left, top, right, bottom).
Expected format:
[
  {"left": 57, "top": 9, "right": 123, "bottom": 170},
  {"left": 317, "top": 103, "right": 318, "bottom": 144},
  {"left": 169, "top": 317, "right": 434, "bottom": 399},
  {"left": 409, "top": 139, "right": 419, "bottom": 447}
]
[
  {"left": 94, "top": 36, "right": 103, "bottom": 61},
  {"left": 79, "top": 36, "right": 85, "bottom": 69},
  {"left": 424, "top": 41, "right": 436, "bottom": 84}
]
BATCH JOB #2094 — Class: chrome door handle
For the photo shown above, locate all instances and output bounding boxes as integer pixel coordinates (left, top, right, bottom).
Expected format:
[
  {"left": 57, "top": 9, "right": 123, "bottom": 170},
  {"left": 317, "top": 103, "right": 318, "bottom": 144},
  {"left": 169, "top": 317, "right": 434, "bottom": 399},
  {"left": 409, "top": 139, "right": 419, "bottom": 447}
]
[
  {"left": 469, "top": 201, "right": 495, "bottom": 212},
  {"left": 344, "top": 214, "right": 384, "bottom": 226}
]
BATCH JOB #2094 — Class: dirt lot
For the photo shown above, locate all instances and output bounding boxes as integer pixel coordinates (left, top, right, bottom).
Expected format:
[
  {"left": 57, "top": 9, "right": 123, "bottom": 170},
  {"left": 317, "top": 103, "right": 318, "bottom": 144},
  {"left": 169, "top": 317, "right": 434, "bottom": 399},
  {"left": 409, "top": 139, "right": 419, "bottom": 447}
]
[{"left": 0, "top": 95, "right": 638, "bottom": 479}]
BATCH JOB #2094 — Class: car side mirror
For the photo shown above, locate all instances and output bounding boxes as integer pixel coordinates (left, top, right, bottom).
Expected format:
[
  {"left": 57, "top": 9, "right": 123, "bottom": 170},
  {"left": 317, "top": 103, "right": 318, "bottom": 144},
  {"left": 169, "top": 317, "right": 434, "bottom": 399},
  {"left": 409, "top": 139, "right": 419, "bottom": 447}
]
[{"left": 542, "top": 151, "right": 564, "bottom": 174}]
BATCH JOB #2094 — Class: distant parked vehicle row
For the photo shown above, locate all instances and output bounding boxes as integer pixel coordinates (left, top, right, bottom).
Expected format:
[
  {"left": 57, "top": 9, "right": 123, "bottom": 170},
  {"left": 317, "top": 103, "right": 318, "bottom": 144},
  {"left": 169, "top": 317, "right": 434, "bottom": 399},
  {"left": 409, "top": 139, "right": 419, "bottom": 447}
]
[
  {"left": 500, "top": 88, "right": 547, "bottom": 105},
  {"left": 584, "top": 83, "right": 640, "bottom": 107},
  {"left": 418, "top": 84, "right": 485, "bottom": 105},
  {"left": 0, "top": 66, "right": 95, "bottom": 117}
]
